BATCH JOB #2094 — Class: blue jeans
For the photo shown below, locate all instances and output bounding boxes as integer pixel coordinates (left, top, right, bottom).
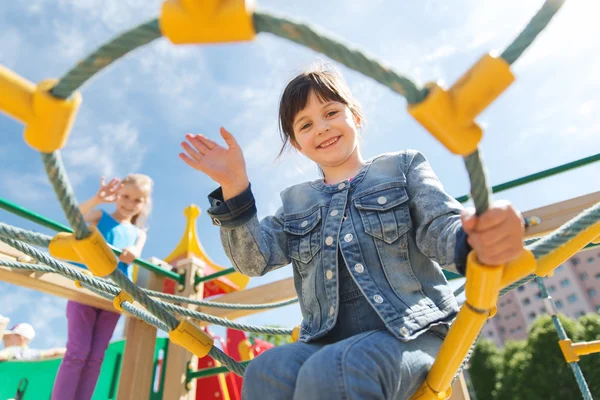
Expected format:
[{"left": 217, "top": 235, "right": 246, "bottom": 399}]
[{"left": 243, "top": 260, "right": 448, "bottom": 399}]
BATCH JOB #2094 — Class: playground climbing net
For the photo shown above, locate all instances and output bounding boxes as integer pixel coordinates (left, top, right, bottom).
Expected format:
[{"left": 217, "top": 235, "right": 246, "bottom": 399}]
[{"left": 1, "top": 1, "right": 599, "bottom": 399}]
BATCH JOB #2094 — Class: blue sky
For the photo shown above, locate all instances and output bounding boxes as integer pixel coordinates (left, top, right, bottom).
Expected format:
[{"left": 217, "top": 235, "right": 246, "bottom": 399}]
[{"left": 1, "top": 0, "right": 599, "bottom": 350}]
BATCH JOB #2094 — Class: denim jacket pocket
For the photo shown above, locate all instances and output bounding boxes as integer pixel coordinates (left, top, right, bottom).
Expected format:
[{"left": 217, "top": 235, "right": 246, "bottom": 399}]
[
  {"left": 354, "top": 184, "right": 411, "bottom": 244},
  {"left": 284, "top": 207, "right": 322, "bottom": 264}
]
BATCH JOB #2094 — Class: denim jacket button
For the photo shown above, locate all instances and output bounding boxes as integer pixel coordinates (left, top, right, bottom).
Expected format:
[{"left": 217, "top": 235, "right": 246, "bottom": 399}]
[
  {"left": 354, "top": 264, "right": 364, "bottom": 273},
  {"left": 325, "top": 236, "right": 334, "bottom": 246},
  {"left": 400, "top": 327, "right": 409, "bottom": 337},
  {"left": 338, "top": 182, "right": 346, "bottom": 190},
  {"left": 330, "top": 209, "right": 339, "bottom": 217},
  {"left": 213, "top": 218, "right": 222, "bottom": 226},
  {"left": 326, "top": 270, "right": 333, "bottom": 280},
  {"left": 329, "top": 306, "right": 335, "bottom": 316},
  {"left": 301, "top": 220, "right": 309, "bottom": 228},
  {"left": 377, "top": 196, "right": 387, "bottom": 205},
  {"left": 373, "top": 295, "right": 384, "bottom": 304},
  {"left": 344, "top": 233, "right": 353, "bottom": 242}
]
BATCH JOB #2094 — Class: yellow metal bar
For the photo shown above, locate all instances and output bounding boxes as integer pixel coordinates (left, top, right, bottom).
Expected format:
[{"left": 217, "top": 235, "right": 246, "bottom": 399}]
[
  {"left": 0, "top": 64, "right": 35, "bottom": 123},
  {"left": 412, "top": 306, "right": 488, "bottom": 399},
  {"left": 561, "top": 339, "right": 600, "bottom": 362},
  {"left": 573, "top": 340, "right": 600, "bottom": 357},
  {"left": 412, "top": 251, "right": 503, "bottom": 399},
  {"left": 536, "top": 220, "right": 600, "bottom": 277}
]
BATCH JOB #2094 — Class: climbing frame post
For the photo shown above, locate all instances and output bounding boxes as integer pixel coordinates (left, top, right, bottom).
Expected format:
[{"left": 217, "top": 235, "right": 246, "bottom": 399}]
[
  {"left": 163, "top": 256, "right": 205, "bottom": 400},
  {"left": 117, "top": 257, "right": 168, "bottom": 400}
]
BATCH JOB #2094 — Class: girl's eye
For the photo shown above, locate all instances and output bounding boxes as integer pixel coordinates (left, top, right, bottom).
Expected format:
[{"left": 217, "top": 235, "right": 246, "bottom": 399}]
[
  {"left": 300, "top": 123, "right": 312, "bottom": 131},
  {"left": 326, "top": 110, "right": 338, "bottom": 117}
]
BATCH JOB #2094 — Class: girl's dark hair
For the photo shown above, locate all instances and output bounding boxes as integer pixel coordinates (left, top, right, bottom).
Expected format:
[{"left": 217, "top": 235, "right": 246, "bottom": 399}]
[{"left": 277, "top": 65, "right": 364, "bottom": 157}]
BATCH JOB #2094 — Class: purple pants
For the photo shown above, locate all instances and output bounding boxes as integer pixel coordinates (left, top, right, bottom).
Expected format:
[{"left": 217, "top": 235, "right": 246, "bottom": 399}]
[{"left": 51, "top": 301, "right": 120, "bottom": 400}]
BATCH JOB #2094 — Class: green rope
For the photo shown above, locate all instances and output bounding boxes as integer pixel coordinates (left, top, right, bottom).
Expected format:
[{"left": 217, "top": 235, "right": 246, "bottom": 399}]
[
  {"left": 253, "top": 12, "right": 426, "bottom": 104},
  {"left": 149, "top": 290, "right": 299, "bottom": 310},
  {"left": 501, "top": 0, "right": 566, "bottom": 65},
  {"left": 463, "top": 149, "right": 492, "bottom": 215},
  {"left": 455, "top": 153, "right": 600, "bottom": 203},
  {"left": 50, "top": 19, "right": 162, "bottom": 99},
  {"left": 157, "top": 301, "right": 293, "bottom": 335},
  {"left": 41, "top": 152, "right": 90, "bottom": 240},
  {"left": 0, "top": 221, "right": 297, "bottom": 311},
  {"left": 0, "top": 236, "right": 121, "bottom": 296},
  {"left": 0, "top": 208, "right": 181, "bottom": 282}
]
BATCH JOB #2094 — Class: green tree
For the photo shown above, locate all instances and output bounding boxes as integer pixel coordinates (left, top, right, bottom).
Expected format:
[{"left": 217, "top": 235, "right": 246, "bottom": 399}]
[
  {"left": 469, "top": 338, "right": 502, "bottom": 399},
  {"left": 576, "top": 314, "right": 600, "bottom": 396},
  {"left": 469, "top": 314, "right": 600, "bottom": 400}
]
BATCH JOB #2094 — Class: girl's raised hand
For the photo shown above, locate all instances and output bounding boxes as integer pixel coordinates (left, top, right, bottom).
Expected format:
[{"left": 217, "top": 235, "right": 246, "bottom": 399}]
[
  {"left": 180, "top": 127, "right": 249, "bottom": 198},
  {"left": 95, "top": 177, "right": 121, "bottom": 203}
]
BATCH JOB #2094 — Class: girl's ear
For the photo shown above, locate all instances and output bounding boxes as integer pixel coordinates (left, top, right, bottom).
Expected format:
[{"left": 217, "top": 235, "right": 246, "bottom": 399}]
[{"left": 353, "top": 113, "right": 362, "bottom": 129}]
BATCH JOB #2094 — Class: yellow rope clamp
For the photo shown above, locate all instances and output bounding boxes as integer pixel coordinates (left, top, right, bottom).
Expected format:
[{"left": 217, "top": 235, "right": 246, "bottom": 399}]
[
  {"left": 559, "top": 339, "right": 600, "bottom": 363},
  {"left": 74, "top": 269, "right": 94, "bottom": 289},
  {"left": 0, "top": 66, "right": 82, "bottom": 153},
  {"left": 408, "top": 53, "right": 514, "bottom": 155},
  {"left": 168, "top": 319, "right": 214, "bottom": 358},
  {"left": 291, "top": 325, "right": 300, "bottom": 343},
  {"left": 49, "top": 227, "right": 118, "bottom": 277},
  {"left": 160, "top": 0, "right": 256, "bottom": 45},
  {"left": 113, "top": 290, "right": 134, "bottom": 312}
]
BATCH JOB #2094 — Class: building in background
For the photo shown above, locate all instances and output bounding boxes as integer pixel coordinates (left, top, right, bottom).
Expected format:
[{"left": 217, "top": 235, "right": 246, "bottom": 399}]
[{"left": 482, "top": 247, "right": 600, "bottom": 347}]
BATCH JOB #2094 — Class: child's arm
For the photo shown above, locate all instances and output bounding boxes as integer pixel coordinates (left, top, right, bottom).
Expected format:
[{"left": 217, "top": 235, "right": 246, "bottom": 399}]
[
  {"left": 118, "top": 230, "right": 147, "bottom": 264},
  {"left": 206, "top": 186, "right": 291, "bottom": 276},
  {"left": 405, "top": 151, "right": 523, "bottom": 274},
  {"left": 180, "top": 128, "right": 291, "bottom": 276},
  {"left": 79, "top": 177, "right": 122, "bottom": 225}
]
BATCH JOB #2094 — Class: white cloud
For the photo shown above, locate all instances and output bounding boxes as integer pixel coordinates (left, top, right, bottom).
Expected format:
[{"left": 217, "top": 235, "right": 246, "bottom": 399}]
[
  {"left": 424, "top": 45, "right": 457, "bottom": 62},
  {"left": 0, "top": 172, "right": 52, "bottom": 204},
  {"left": 0, "top": 28, "right": 23, "bottom": 69},
  {"left": 63, "top": 120, "right": 146, "bottom": 183}
]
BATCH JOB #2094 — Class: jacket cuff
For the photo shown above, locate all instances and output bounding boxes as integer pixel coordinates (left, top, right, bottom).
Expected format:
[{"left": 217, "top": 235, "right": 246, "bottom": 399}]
[
  {"left": 206, "top": 184, "right": 257, "bottom": 229},
  {"left": 453, "top": 227, "right": 471, "bottom": 276}
]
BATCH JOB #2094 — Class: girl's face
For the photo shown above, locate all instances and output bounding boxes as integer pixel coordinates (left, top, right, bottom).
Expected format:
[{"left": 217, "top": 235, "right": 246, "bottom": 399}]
[
  {"left": 115, "top": 183, "right": 147, "bottom": 221},
  {"left": 291, "top": 91, "right": 361, "bottom": 169}
]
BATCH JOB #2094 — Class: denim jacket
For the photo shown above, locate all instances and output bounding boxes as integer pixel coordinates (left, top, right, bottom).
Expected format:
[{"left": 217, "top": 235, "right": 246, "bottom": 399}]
[{"left": 207, "top": 150, "right": 470, "bottom": 342}]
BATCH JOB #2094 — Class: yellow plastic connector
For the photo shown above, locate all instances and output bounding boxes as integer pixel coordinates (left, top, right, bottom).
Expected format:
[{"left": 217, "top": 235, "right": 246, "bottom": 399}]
[
  {"left": 49, "top": 227, "right": 118, "bottom": 277},
  {"left": 25, "top": 79, "right": 82, "bottom": 153},
  {"left": 465, "top": 251, "right": 503, "bottom": 310},
  {"left": 113, "top": 290, "right": 134, "bottom": 312},
  {"left": 160, "top": 0, "right": 256, "bottom": 45},
  {"left": 0, "top": 65, "right": 36, "bottom": 123},
  {"left": 559, "top": 339, "right": 600, "bottom": 363},
  {"left": 74, "top": 269, "right": 94, "bottom": 289},
  {"left": 408, "top": 53, "right": 514, "bottom": 155},
  {"left": 0, "top": 66, "right": 82, "bottom": 153},
  {"left": 499, "top": 250, "right": 536, "bottom": 289},
  {"left": 169, "top": 319, "right": 214, "bottom": 358},
  {"left": 291, "top": 325, "right": 300, "bottom": 342}
]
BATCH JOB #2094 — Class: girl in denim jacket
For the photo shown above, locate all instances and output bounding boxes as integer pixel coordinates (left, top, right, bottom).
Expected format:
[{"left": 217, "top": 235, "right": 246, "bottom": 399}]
[{"left": 179, "top": 66, "right": 525, "bottom": 400}]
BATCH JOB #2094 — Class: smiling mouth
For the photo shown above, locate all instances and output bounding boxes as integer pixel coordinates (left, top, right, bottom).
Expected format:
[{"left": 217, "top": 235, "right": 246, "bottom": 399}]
[{"left": 317, "top": 136, "right": 341, "bottom": 149}]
